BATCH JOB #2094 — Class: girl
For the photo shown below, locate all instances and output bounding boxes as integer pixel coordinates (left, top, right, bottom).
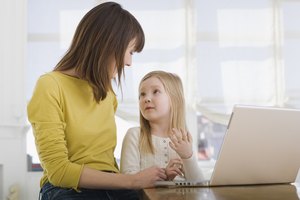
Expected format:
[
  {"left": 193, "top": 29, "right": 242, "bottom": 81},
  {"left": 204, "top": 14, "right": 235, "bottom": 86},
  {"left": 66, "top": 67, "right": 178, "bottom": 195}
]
[
  {"left": 27, "top": 2, "right": 166, "bottom": 200},
  {"left": 121, "top": 71, "right": 204, "bottom": 181}
]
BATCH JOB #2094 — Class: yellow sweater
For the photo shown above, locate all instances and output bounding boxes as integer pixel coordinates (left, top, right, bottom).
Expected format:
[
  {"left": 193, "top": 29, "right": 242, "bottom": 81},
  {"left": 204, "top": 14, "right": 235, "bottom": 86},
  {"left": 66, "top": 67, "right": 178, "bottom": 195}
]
[{"left": 27, "top": 71, "right": 119, "bottom": 189}]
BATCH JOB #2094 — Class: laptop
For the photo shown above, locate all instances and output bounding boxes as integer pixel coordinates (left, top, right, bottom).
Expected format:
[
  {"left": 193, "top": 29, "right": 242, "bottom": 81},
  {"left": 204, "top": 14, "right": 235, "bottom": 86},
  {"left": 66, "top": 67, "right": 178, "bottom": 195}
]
[{"left": 155, "top": 105, "right": 300, "bottom": 187}]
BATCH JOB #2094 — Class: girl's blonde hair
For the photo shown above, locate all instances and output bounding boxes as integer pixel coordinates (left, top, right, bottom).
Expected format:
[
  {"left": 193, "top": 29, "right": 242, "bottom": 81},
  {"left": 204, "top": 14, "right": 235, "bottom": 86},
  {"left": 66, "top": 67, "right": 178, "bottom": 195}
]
[{"left": 139, "top": 70, "right": 187, "bottom": 154}]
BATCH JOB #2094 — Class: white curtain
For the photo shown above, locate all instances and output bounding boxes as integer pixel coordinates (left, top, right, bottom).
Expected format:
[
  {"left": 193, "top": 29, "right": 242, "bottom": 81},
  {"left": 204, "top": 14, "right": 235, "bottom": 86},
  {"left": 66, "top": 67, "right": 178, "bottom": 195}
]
[
  {"left": 115, "top": 0, "right": 300, "bottom": 126},
  {"left": 193, "top": 0, "right": 271, "bottom": 123},
  {"left": 191, "top": 0, "right": 300, "bottom": 125},
  {"left": 113, "top": 0, "right": 188, "bottom": 123}
]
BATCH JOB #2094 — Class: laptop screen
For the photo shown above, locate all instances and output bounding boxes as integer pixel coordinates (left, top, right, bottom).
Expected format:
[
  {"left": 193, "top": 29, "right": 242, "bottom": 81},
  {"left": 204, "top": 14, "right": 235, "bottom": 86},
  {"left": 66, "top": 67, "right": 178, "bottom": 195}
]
[{"left": 210, "top": 105, "right": 300, "bottom": 186}]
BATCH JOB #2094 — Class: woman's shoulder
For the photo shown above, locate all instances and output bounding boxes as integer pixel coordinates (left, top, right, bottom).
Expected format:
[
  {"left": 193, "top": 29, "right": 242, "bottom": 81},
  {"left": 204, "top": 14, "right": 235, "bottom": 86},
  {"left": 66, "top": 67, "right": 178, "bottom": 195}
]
[
  {"left": 38, "top": 71, "right": 81, "bottom": 83},
  {"left": 35, "top": 71, "right": 65, "bottom": 87},
  {"left": 36, "top": 71, "right": 87, "bottom": 90},
  {"left": 32, "top": 72, "right": 61, "bottom": 93},
  {"left": 28, "top": 72, "right": 62, "bottom": 110},
  {"left": 37, "top": 71, "right": 56, "bottom": 83}
]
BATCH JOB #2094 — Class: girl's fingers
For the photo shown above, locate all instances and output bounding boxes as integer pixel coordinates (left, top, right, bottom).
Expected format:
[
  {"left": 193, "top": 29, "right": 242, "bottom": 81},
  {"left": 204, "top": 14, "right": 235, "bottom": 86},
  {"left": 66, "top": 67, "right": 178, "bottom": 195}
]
[
  {"left": 169, "top": 158, "right": 182, "bottom": 165},
  {"left": 169, "top": 141, "right": 176, "bottom": 151},
  {"left": 168, "top": 167, "right": 183, "bottom": 176},
  {"left": 167, "top": 170, "right": 178, "bottom": 176},
  {"left": 187, "top": 131, "right": 192, "bottom": 143},
  {"left": 171, "top": 128, "right": 190, "bottom": 143},
  {"left": 172, "top": 167, "right": 184, "bottom": 177},
  {"left": 182, "top": 130, "right": 188, "bottom": 141},
  {"left": 169, "top": 134, "right": 178, "bottom": 145},
  {"left": 172, "top": 128, "right": 182, "bottom": 142},
  {"left": 166, "top": 158, "right": 182, "bottom": 169}
]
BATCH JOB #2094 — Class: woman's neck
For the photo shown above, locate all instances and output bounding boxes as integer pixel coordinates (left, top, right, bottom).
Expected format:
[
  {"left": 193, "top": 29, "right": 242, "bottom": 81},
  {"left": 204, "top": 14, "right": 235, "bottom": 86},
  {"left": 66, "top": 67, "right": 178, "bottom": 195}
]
[{"left": 59, "top": 68, "right": 80, "bottom": 78}]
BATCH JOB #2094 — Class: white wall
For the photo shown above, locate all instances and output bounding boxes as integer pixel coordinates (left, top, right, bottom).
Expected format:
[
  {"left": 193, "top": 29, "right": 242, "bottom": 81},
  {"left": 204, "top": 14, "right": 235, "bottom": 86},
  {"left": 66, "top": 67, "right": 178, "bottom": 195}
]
[
  {"left": 26, "top": 172, "right": 43, "bottom": 200},
  {"left": 0, "top": 0, "right": 28, "bottom": 199}
]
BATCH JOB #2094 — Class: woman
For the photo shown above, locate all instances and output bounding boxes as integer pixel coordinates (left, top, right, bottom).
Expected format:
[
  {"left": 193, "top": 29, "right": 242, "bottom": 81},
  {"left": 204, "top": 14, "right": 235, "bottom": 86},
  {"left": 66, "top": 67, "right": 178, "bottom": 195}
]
[{"left": 27, "top": 2, "right": 166, "bottom": 200}]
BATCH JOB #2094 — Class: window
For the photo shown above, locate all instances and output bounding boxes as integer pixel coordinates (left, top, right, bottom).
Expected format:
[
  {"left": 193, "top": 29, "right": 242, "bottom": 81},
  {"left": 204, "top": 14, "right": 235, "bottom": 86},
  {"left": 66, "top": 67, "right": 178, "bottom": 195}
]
[
  {"left": 27, "top": 0, "right": 300, "bottom": 168},
  {"left": 193, "top": 0, "right": 300, "bottom": 162}
]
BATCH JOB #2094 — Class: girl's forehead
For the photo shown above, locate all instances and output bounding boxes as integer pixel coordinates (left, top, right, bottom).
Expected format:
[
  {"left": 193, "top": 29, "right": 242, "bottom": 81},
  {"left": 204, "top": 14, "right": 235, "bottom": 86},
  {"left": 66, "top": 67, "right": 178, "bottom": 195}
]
[{"left": 139, "top": 76, "right": 164, "bottom": 90}]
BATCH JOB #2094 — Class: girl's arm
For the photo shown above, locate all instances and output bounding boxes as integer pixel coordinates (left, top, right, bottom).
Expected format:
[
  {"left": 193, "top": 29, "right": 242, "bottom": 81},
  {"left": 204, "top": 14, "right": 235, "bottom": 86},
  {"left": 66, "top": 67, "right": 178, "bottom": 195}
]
[
  {"left": 169, "top": 128, "right": 204, "bottom": 181},
  {"left": 120, "top": 127, "right": 142, "bottom": 174},
  {"left": 181, "top": 153, "right": 204, "bottom": 181}
]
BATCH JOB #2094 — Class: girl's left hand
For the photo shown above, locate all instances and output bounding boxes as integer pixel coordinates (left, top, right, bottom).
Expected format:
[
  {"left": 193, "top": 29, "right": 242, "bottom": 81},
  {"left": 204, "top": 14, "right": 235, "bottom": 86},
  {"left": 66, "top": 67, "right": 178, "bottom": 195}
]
[
  {"left": 165, "top": 158, "right": 184, "bottom": 180},
  {"left": 169, "top": 128, "right": 193, "bottom": 159}
]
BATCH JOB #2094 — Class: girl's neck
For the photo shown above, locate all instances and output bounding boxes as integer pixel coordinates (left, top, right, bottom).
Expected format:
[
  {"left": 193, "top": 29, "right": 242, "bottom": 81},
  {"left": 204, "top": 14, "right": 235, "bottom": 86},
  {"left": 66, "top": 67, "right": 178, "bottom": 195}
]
[{"left": 150, "top": 122, "right": 170, "bottom": 138}]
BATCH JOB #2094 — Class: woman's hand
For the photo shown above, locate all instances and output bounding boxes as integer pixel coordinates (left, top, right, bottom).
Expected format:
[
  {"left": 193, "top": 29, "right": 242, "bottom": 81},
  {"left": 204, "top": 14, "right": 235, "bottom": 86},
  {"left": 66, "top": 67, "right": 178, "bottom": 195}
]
[
  {"left": 165, "top": 158, "right": 184, "bottom": 180},
  {"left": 169, "top": 128, "right": 193, "bottom": 159},
  {"left": 131, "top": 166, "right": 166, "bottom": 188}
]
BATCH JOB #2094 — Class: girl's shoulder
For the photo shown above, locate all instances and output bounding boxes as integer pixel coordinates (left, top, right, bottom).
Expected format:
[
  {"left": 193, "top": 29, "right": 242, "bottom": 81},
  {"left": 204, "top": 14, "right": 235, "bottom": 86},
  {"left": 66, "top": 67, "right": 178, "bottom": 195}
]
[
  {"left": 123, "top": 127, "right": 141, "bottom": 144},
  {"left": 126, "top": 127, "right": 140, "bottom": 136}
]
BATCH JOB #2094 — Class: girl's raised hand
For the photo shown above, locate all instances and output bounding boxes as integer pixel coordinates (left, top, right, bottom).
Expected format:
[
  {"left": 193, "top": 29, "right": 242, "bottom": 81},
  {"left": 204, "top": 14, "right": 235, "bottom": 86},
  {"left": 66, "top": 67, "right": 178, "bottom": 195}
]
[{"left": 169, "top": 128, "right": 193, "bottom": 159}]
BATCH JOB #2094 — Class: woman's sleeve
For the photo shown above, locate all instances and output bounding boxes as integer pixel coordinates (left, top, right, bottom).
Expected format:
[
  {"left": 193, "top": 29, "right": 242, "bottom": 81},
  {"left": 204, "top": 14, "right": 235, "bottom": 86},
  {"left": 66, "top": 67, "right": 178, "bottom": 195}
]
[
  {"left": 113, "top": 94, "right": 118, "bottom": 112},
  {"left": 27, "top": 75, "right": 83, "bottom": 189},
  {"left": 182, "top": 153, "right": 205, "bottom": 181},
  {"left": 120, "top": 127, "right": 141, "bottom": 174}
]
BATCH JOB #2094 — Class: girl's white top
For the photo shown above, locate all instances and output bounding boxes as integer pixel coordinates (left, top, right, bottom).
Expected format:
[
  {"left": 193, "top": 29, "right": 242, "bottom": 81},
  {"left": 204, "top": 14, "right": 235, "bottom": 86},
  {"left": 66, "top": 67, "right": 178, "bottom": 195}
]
[{"left": 120, "top": 127, "right": 204, "bottom": 181}]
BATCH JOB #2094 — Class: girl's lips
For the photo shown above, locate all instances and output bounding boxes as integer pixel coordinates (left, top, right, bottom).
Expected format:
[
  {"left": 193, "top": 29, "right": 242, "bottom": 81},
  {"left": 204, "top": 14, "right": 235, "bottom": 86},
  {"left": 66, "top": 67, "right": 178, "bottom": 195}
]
[{"left": 145, "top": 107, "right": 154, "bottom": 110}]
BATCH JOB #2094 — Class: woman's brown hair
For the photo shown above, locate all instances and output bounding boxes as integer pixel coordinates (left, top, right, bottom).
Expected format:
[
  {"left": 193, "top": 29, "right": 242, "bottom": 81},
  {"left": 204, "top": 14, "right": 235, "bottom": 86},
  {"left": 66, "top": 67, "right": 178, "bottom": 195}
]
[{"left": 54, "top": 2, "right": 145, "bottom": 102}]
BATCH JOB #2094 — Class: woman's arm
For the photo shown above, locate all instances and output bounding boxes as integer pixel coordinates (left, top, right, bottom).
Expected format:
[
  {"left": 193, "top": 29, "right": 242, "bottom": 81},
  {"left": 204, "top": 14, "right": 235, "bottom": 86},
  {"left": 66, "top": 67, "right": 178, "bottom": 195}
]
[
  {"left": 28, "top": 75, "right": 84, "bottom": 188},
  {"left": 29, "top": 75, "right": 166, "bottom": 189},
  {"left": 79, "top": 165, "right": 166, "bottom": 189}
]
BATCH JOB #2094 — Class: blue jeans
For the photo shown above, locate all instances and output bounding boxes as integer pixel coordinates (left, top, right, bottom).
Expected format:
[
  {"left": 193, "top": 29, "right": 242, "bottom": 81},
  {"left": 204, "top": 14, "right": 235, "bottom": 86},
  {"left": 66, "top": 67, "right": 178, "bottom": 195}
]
[{"left": 40, "top": 182, "right": 141, "bottom": 200}]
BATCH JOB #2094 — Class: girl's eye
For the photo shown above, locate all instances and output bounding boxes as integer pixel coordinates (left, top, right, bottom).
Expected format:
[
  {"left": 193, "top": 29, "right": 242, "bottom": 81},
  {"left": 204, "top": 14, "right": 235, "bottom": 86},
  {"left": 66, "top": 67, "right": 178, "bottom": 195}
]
[
  {"left": 130, "top": 52, "right": 134, "bottom": 55},
  {"left": 153, "top": 89, "right": 160, "bottom": 94},
  {"left": 139, "top": 92, "right": 146, "bottom": 99}
]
